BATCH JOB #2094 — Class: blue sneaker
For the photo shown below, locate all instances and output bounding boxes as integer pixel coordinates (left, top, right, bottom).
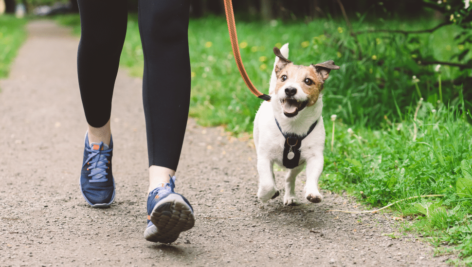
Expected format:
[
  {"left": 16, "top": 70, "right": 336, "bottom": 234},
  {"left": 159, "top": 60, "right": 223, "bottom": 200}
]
[
  {"left": 79, "top": 133, "right": 116, "bottom": 208},
  {"left": 144, "top": 176, "right": 195, "bottom": 243}
]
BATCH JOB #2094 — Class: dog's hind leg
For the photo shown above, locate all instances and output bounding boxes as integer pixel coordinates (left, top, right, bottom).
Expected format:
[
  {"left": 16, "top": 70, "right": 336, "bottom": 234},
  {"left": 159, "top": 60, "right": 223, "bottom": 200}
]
[
  {"left": 305, "top": 153, "right": 324, "bottom": 203},
  {"left": 257, "top": 158, "right": 279, "bottom": 202},
  {"left": 283, "top": 165, "right": 304, "bottom": 205}
]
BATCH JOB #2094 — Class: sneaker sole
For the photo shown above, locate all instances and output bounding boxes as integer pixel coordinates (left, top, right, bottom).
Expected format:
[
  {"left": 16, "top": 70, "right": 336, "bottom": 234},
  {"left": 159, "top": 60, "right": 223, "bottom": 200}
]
[{"left": 147, "top": 194, "right": 195, "bottom": 243}]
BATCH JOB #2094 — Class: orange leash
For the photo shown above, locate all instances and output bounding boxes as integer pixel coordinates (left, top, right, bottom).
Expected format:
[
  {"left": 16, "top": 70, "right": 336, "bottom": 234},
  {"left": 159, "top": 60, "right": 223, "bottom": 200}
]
[{"left": 223, "top": 0, "right": 271, "bottom": 101}]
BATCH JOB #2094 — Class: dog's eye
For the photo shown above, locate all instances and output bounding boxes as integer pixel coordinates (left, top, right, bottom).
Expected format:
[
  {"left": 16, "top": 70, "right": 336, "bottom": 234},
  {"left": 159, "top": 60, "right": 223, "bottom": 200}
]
[
  {"left": 304, "top": 78, "right": 313, "bottom": 85},
  {"left": 281, "top": 75, "right": 287, "bottom": 82}
]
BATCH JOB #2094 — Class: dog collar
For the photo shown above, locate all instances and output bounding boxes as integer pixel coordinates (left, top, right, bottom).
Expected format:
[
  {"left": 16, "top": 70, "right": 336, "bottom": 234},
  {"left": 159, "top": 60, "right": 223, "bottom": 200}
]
[{"left": 275, "top": 118, "right": 318, "bottom": 169}]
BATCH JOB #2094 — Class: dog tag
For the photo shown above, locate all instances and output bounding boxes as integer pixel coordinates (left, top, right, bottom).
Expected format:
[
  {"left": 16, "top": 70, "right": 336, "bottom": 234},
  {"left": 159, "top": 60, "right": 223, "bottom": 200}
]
[
  {"left": 283, "top": 137, "right": 301, "bottom": 169},
  {"left": 287, "top": 151, "right": 295, "bottom": 160}
]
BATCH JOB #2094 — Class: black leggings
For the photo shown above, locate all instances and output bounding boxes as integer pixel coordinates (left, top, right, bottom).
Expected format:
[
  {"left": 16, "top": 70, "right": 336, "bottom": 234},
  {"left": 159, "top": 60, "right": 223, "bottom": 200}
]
[{"left": 77, "top": 0, "right": 191, "bottom": 170}]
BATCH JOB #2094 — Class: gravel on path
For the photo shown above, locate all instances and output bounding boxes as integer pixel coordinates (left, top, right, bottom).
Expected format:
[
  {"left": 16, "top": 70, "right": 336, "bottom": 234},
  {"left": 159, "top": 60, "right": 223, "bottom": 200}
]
[{"left": 0, "top": 20, "right": 450, "bottom": 267}]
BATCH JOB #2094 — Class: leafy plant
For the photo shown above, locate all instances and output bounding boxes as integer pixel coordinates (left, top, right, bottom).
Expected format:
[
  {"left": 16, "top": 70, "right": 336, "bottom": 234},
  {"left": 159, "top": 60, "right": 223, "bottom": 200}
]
[
  {"left": 0, "top": 15, "right": 27, "bottom": 79},
  {"left": 323, "top": 96, "right": 472, "bottom": 264},
  {"left": 457, "top": 159, "right": 472, "bottom": 198}
]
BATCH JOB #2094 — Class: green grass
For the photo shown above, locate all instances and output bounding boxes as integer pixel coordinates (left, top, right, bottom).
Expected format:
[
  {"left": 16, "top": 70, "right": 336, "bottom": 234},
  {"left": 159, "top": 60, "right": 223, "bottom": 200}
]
[
  {"left": 55, "top": 14, "right": 472, "bottom": 264},
  {"left": 0, "top": 15, "right": 27, "bottom": 79},
  {"left": 323, "top": 94, "right": 472, "bottom": 265},
  {"left": 56, "top": 15, "right": 471, "bottom": 133},
  {"left": 55, "top": 14, "right": 81, "bottom": 35},
  {"left": 120, "top": 16, "right": 471, "bottom": 134}
]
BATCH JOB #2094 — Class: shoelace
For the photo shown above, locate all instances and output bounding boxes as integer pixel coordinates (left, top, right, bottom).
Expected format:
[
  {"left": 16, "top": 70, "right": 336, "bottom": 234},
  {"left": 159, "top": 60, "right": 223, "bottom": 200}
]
[{"left": 83, "top": 142, "right": 112, "bottom": 183}]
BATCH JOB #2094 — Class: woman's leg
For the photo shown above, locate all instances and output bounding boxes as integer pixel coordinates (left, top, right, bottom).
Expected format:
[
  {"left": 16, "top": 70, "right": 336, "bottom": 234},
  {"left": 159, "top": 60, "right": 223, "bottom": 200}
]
[
  {"left": 77, "top": 0, "right": 128, "bottom": 145},
  {"left": 77, "top": 0, "right": 127, "bottom": 207},
  {"left": 139, "top": 0, "right": 195, "bottom": 243},
  {"left": 138, "top": 0, "right": 191, "bottom": 191}
]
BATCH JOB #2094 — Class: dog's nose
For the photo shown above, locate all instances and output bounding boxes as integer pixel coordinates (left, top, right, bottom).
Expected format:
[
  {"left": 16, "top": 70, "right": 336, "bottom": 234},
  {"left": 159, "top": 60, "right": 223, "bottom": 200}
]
[{"left": 285, "top": 87, "right": 297, "bottom": 97}]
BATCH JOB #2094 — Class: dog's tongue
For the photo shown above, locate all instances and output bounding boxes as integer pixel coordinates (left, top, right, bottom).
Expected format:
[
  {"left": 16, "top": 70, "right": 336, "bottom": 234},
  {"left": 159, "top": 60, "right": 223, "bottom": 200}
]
[{"left": 283, "top": 100, "right": 298, "bottom": 114}]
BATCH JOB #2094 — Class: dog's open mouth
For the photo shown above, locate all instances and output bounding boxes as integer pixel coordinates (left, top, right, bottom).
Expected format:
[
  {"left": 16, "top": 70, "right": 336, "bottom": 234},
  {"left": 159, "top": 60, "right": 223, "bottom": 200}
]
[{"left": 281, "top": 98, "right": 308, "bottom": 117}]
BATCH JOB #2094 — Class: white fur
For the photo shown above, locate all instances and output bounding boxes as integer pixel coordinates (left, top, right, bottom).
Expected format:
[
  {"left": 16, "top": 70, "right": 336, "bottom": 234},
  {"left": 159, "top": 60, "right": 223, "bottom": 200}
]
[{"left": 254, "top": 43, "right": 325, "bottom": 205}]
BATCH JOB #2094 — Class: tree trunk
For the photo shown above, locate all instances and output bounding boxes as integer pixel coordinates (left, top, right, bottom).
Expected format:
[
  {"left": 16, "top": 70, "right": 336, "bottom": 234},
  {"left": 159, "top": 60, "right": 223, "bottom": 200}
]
[
  {"left": 260, "top": 0, "right": 273, "bottom": 21},
  {"left": 206, "top": 0, "right": 223, "bottom": 15},
  {"left": 190, "top": 0, "right": 203, "bottom": 17},
  {"left": 4, "top": 0, "right": 15, "bottom": 14},
  {"left": 70, "top": 0, "right": 79, "bottom": 12},
  {"left": 307, "top": 0, "right": 321, "bottom": 21},
  {"left": 247, "top": 0, "right": 257, "bottom": 16},
  {"left": 201, "top": 0, "right": 208, "bottom": 16}
]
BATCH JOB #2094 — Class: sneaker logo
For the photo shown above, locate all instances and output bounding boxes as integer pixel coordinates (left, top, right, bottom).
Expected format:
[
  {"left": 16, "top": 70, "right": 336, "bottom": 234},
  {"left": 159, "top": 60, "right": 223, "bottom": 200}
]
[
  {"left": 155, "top": 195, "right": 159, "bottom": 199},
  {"left": 147, "top": 215, "right": 151, "bottom": 220},
  {"left": 92, "top": 144, "right": 106, "bottom": 150}
]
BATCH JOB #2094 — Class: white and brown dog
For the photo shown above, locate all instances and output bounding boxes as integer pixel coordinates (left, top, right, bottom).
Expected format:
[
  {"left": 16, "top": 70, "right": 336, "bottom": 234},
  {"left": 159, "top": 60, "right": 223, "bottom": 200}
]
[{"left": 253, "top": 43, "right": 339, "bottom": 205}]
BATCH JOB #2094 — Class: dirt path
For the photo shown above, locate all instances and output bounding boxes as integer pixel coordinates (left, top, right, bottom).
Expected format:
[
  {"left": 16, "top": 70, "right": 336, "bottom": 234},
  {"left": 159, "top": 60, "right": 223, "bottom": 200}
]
[{"left": 0, "top": 21, "right": 450, "bottom": 267}]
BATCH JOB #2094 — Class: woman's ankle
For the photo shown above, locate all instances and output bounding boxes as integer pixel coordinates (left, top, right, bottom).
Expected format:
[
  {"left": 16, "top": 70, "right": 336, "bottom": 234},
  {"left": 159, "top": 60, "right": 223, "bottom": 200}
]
[
  {"left": 149, "top": 166, "right": 175, "bottom": 192},
  {"left": 88, "top": 120, "right": 111, "bottom": 146}
]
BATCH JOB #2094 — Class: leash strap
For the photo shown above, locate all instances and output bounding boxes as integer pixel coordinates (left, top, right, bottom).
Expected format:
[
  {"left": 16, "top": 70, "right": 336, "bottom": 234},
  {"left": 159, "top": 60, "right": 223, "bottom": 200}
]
[
  {"left": 275, "top": 119, "right": 318, "bottom": 169},
  {"left": 223, "top": 0, "right": 271, "bottom": 102}
]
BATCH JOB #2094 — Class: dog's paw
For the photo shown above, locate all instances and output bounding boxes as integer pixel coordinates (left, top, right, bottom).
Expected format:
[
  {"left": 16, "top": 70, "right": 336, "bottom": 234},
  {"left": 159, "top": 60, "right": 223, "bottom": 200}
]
[
  {"left": 306, "top": 192, "right": 323, "bottom": 203},
  {"left": 283, "top": 195, "right": 298, "bottom": 206},
  {"left": 271, "top": 190, "right": 280, "bottom": 199},
  {"left": 258, "top": 185, "right": 279, "bottom": 203}
]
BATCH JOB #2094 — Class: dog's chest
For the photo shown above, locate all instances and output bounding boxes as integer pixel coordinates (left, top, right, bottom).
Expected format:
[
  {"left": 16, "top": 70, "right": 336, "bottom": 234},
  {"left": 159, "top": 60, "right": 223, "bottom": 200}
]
[
  {"left": 268, "top": 138, "right": 309, "bottom": 168},
  {"left": 255, "top": 101, "right": 324, "bottom": 168},
  {"left": 269, "top": 118, "right": 319, "bottom": 168}
]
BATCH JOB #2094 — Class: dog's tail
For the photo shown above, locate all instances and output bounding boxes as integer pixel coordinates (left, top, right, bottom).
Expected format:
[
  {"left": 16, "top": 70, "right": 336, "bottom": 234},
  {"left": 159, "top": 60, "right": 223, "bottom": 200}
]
[{"left": 269, "top": 43, "right": 289, "bottom": 95}]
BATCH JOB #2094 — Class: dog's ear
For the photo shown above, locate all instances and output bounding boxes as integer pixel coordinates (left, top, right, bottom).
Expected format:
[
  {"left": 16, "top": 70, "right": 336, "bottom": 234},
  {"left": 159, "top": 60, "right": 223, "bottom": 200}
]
[
  {"left": 312, "top": 60, "right": 340, "bottom": 82},
  {"left": 273, "top": 47, "right": 291, "bottom": 73}
]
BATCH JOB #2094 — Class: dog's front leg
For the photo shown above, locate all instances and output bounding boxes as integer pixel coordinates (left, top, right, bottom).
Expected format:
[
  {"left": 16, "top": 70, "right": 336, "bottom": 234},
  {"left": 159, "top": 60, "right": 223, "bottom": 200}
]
[
  {"left": 257, "top": 157, "right": 279, "bottom": 202},
  {"left": 305, "top": 153, "right": 324, "bottom": 203},
  {"left": 283, "top": 165, "right": 304, "bottom": 205}
]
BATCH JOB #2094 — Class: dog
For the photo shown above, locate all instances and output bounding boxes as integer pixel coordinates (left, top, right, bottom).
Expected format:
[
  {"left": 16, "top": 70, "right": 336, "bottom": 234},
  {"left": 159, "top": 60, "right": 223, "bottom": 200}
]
[{"left": 253, "top": 43, "right": 339, "bottom": 205}]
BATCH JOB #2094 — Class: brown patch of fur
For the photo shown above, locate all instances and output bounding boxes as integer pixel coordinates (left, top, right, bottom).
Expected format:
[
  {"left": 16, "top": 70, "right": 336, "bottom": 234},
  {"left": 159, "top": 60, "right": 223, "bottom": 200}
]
[{"left": 274, "top": 63, "right": 324, "bottom": 106}]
